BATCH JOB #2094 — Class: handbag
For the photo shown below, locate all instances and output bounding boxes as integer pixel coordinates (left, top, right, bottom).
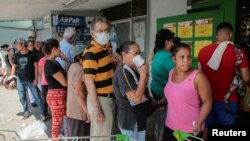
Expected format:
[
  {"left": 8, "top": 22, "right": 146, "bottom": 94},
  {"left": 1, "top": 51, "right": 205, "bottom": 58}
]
[
  {"left": 154, "top": 109, "right": 166, "bottom": 141},
  {"left": 122, "top": 67, "right": 158, "bottom": 117},
  {"left": 224, "top": 44, "right": 246, "bottom": 115}
]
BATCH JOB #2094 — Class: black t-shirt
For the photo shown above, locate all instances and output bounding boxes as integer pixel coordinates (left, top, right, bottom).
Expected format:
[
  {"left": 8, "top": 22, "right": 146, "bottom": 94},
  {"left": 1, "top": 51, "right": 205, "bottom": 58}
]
[
  {"left": 14, "top": 51, "right": 38, "bottom": 81},
  {"left": 34, "top": 49, "right": 43, "bottom": 60},
  {"left": 112, "top": 64, "right": 148, "bottom": 131},
  {"left": 44, "top": 60, "right": 66, "bottom": 89}
]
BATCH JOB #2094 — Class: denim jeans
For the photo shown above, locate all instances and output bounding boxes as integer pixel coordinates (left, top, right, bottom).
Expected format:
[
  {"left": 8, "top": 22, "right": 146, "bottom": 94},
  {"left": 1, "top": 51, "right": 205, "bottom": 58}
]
[
  {"left": 119, "top": 124, "right": 146, "bottom": 141},
  {"left": 16, "top": 77, "right": 43, "bottom": 113}
]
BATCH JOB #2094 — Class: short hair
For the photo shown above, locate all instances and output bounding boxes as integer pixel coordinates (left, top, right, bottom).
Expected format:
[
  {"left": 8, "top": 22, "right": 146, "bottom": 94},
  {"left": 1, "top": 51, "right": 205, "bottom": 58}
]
[
  {"left": 63, "top": 27, "right": 76, "bottom": 40},
  {"left": 15, "top": 38, "right": 27, "bottom": 46},
  {"left": 90, "top": 16, "right": 110, "bottom": 31},
  {"left": 216, "top": 22, "right": 234, "bottom": 33},
  {"left": 28, "top": 36, "right": 35, "bottom": 41},
  {"left": 1, "top": 44, "right": 9, "bottom": 48}
]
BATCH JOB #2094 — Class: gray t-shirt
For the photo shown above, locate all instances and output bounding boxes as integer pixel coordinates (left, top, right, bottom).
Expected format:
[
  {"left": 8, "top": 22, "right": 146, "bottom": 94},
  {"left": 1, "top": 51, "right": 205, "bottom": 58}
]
[{"left": 112, "top": 64, "right": 148, "bottom": 131}]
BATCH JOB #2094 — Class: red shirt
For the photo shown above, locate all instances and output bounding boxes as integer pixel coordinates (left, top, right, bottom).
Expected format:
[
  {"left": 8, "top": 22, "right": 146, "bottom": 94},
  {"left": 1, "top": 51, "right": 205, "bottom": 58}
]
[{"left": 198, "top": 43, "right": 249, "bottom": 102}]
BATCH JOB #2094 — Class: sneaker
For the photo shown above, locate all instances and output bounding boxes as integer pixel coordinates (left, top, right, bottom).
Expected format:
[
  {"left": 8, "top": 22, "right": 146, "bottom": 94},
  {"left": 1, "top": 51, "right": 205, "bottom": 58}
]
[
  {"left": 41, "top": 115, "right": 46, "bottom": 122},
  {"left": 23, "top": 110, "right": 31, "bottom": 119},
  {"left": 31, "top": 102, "right": 38, "bottom": 107}
]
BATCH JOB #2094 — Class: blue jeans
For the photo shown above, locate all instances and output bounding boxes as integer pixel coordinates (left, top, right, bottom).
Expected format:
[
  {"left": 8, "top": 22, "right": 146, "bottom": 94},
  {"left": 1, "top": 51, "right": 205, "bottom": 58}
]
[
  {"left": 119, "top": 124, "right": 145, "bottom": 141},
  {"left": 16, "top": 77, "right": 43, "bottom": 113},
  {"left": 205, "top": 101, "right": 237, "bottom": 126}
]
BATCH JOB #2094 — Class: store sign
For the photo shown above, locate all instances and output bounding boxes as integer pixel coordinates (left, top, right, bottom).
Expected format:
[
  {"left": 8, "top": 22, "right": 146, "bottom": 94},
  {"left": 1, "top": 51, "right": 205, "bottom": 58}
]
[
  {"left": 43, "top": 15, "right": 51, "bottom": 29},
  {"left": 55, "top": 15, "right": 86, "bottom": 27}
]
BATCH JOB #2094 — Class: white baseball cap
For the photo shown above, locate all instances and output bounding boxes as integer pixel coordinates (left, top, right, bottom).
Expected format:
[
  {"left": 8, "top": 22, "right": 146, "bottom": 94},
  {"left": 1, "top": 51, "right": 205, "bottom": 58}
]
[{"left": 71, "top": 45, "right": 85, "bottom": 58}]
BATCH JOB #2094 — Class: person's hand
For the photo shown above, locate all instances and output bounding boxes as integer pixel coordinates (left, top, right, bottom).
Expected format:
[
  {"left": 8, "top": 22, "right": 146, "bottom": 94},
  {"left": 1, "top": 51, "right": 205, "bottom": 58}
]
[
  {"left": 157, "top": 97, "right": 167, "bottom": 110},
  {"left": 192, "top": 121, "right": 202, "bottom": 136},
  {"left": 94, "top": 107, "right": 105, "bottom": 124},
  {"left": 138, "top": 64, "right": 148, "bottom": 77},
  {"left": 33, "top": 79, "right": 38, "bottom": 86},
  {"left": 112, "top": 54, "right": 119, "bottom": 64},
  {"left": 9, "top": 81, "right": 16, "bottom": 89},
  {"left": 60, "top": 53, "right": 68, "bottom": 62},
  {"left": 85, "top": 113, "right": 91, "bottom": 123}
]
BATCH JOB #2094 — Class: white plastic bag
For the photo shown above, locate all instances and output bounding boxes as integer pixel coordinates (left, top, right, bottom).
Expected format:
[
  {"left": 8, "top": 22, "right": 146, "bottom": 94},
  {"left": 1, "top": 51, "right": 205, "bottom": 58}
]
[{"left": 18, "top": 120, "right": 47, "bottom": 139}]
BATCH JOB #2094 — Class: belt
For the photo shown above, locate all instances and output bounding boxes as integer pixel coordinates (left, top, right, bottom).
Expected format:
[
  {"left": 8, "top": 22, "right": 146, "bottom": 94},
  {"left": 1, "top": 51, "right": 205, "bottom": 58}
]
[{"left": 97, "top": 92, "right": 114, "bottom": 98}]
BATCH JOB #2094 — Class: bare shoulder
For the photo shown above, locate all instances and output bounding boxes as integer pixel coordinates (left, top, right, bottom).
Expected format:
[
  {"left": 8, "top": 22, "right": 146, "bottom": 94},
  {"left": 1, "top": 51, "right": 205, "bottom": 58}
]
[
  {"left": 195, "top": 70, "right": 207, "bottom": 81},
  {"left": 194, "top": 70, "right": 209, "bottom": 84}
]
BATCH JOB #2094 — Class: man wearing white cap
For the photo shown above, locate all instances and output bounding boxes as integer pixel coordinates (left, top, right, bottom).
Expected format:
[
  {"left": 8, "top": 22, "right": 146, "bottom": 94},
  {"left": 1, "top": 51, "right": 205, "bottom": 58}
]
[{"left": 56, "top": 27, "right": 76, "bottom": 71}]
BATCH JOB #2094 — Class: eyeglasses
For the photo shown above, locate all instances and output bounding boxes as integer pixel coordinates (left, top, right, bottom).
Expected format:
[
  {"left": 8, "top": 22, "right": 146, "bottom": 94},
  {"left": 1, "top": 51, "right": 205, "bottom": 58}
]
[
  {"left": 95, "top": 29, "right": 110, "bottom": 34},
  {"left": 127, "top": 51, "right": 141, "bottom": 56}
]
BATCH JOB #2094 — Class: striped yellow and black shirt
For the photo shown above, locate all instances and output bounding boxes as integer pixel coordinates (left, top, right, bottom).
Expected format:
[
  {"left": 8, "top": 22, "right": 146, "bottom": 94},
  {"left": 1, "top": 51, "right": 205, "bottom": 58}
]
[{"left": 82, "top": 40, "right": 114, "bottom": 94}]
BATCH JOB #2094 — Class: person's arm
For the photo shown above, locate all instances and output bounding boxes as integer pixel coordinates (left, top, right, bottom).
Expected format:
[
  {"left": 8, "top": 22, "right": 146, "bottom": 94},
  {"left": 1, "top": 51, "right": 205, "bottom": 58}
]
[
  {"left": 9, "top": 64, "right": 17, "bottom": 87},
  {"left": 11, "top": 53, "right": 17, "bottom": 76},
  {"left": 8, "top": 50, "right": 15, "bottom": 66},
  {"left": 85, "top": 77, "right": 104, "bottom": 124},
  {"left": 11, "top": 64, "right": 16, "bottom": 76},
  {"left": 193, "top": 72, "right": 212, "bottom": 134},
  {"left": 33, "top": 62, "right": 38, "bottom": 85},
  {"left": 53, "top": 71, "right": 67, "bottom": 87},
  {"left": 38, "top": 61, "right": 43, "bottom": 76},
  {"left": 126, "top": 64, "right": 148, "bottom": 103},
  {"left": 82, "top": 50, "right": 103, "bottom": 124},
  {"left": 198, "top": 62, "right": 202, "bottom": 71},
  {"left": 239, "top": 49, "right": 250, "bottom": 83},
  {"left": 240, "top": 68, "right": 249, "bottom": 83},
  {"left": 74, "top": 80, "right": 90, "bottom": 123}
]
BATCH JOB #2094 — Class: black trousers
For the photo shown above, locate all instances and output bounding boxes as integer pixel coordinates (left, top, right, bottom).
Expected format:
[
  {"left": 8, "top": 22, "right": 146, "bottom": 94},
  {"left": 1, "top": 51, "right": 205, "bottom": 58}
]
[
  {"left": 41, "top": 85, "right": 49, "bottom": 115},
  {"left": 66, "top": 117, "right": 90, "bottom": 137}
]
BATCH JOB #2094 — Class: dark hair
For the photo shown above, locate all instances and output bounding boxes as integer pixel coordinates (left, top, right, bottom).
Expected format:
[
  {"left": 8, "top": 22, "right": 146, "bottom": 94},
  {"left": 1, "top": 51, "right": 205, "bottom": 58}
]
[
  {"left": 44, "top": 39, "right": 59, "bottom": 55},
  {"left": 28, "top": 36, "right": 35, "bottom": 39},
  {"left": 172, "top": 42, "right": 191, "bottom": 57},
  {"left": 74, "top": 54, "right": 82, "bottom": 63},
  {"left": 153, "top": 29, "right": 175, "bottom": 54},
  {"left": 90, "top": 16, "right": 110, "bottom": 31},
  {"left": 1, "top": 44, "right": 9, "bottom": 48},
  {"left": 216, "top": 22, "right": 234, "bottom": 34},
  {"left": 14, "top": 38, "right": 27, "bottom": 47},
  {"left": 116, "top": 41, "right": 137, "bottom": 55},
  {"left": 27, "top": 40, "right": 34, "bottom": 45}
]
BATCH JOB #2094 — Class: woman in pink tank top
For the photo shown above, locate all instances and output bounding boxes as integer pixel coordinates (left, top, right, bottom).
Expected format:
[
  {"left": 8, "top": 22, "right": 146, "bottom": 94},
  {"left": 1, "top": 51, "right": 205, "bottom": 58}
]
[{"left": 162, "top": 43, "right": 212, "bottom": 141}]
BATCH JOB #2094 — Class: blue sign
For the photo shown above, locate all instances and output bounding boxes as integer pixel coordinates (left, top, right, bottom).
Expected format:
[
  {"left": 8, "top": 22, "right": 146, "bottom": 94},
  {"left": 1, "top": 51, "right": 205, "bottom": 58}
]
[{"left": 57, "top": 15, "right": 86, "bottom": 27}]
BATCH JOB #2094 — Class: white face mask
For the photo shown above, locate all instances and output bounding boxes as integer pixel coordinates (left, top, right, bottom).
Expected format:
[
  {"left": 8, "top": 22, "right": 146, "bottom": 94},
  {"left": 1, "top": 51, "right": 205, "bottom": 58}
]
[
  {"left": 95, "top": 32, "right": 110, "bottom": 46},
  {"left": 133, "top": 55, "right": 145, "bottom": 68}
]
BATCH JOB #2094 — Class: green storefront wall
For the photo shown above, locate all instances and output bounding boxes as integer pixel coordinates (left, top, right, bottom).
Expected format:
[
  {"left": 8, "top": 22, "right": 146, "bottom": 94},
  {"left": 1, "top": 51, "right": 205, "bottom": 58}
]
[{"left": 157, "top": 0, "right": 240, "bottom": 68}]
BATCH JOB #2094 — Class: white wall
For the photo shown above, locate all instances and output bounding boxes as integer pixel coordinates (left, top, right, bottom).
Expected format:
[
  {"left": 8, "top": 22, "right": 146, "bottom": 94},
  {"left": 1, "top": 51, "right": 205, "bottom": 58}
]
[
  {"left": 148, "top": 0, "right": 188, "bottom": 59},
  {"left": 0, "top": 21, "right": 33, "bottom": 46}
]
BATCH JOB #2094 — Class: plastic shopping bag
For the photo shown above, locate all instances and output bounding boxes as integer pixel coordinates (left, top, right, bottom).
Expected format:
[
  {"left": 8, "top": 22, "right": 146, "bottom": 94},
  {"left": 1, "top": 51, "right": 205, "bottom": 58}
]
[
  {"left": 154, "top": 109, "right": 166, "bottom": 141},
  {"left": 18, "top": 120, "right": 47, "bottom": 139}
]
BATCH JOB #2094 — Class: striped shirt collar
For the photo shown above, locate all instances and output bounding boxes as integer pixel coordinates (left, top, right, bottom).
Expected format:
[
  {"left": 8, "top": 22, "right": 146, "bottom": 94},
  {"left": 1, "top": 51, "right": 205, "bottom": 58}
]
[{"left": 90, "top": 40, "right": 108, "bottom": 51}]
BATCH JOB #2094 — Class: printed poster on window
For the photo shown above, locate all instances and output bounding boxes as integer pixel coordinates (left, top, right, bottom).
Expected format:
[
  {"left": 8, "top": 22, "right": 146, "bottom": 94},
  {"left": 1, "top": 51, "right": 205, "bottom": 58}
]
[
  {"left": 195, "top": 18, "right": 213, "bottom": 37},
  {"left": 163, "top": 23, "right": 176, "bottom": 34},
  {"left": 178, "top": 21, "right": 193, "bottom": 38},
  {"left": 194, "top": 40, "right": 212, "bottom": 58}
]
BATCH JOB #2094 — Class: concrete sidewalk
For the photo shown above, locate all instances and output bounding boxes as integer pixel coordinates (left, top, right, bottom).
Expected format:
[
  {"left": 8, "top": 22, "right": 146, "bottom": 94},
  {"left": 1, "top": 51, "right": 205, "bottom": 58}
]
[{"left": 0, "top": 85, "right": 51, "bottom": 140}]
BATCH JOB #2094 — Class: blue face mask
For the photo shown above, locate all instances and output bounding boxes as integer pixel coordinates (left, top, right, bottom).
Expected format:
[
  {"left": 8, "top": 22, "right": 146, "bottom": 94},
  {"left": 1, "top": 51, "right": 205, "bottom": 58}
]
[{"left": 95, "top": 32, "right": 110, "bottom": 46}]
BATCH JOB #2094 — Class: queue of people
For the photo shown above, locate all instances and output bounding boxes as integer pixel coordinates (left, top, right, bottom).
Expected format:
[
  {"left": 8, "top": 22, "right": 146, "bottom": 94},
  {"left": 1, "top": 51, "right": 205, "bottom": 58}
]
[{"left": 1, "top": 16, "right": 249, "bottom": 141}]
